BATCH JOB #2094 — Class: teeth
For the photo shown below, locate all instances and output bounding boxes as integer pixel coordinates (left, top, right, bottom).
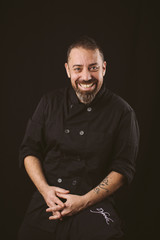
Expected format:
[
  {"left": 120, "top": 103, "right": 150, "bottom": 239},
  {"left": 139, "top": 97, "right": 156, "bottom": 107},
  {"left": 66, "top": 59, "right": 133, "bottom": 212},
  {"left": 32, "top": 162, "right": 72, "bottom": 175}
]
[{"left": 79, "top": 83, "right": 94, "bottom": 88}]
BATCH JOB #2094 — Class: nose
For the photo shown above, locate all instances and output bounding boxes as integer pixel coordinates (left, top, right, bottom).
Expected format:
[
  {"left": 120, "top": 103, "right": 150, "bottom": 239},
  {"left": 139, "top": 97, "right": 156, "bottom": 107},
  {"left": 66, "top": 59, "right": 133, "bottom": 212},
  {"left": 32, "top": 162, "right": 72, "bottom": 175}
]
[{"left": 81, "top": 68, "right": 91, "bottom": 81}]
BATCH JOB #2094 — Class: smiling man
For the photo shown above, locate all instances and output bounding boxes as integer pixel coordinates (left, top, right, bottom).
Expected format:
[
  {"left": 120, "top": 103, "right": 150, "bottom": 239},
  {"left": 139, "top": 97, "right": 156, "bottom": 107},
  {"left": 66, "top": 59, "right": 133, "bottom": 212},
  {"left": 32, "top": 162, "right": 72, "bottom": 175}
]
[{"left": 18, "top": 36, "right": 140, "bottom": 240}]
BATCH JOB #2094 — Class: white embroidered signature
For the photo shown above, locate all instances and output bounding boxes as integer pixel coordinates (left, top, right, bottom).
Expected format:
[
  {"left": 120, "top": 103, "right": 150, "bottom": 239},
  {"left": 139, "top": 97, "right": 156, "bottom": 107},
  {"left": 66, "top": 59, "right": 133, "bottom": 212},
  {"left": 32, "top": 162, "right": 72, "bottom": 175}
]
[{"left": 90, "top": 208, "right": 114, "bottom": 225}]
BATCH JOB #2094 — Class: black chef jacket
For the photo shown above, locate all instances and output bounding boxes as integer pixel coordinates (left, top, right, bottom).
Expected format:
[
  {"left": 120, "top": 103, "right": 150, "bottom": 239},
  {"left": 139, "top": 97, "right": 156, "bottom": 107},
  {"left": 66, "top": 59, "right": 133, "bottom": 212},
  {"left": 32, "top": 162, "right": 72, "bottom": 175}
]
[{"left": 19, "top": 83, "right": 140, "bottom": 232}]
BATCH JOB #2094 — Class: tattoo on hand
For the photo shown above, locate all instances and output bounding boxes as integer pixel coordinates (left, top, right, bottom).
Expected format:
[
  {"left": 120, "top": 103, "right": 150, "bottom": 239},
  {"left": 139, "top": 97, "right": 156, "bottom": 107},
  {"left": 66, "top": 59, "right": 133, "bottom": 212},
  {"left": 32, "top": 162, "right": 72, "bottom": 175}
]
[{"left": 94, "top": 177, "right": 109, "bottom": 194}]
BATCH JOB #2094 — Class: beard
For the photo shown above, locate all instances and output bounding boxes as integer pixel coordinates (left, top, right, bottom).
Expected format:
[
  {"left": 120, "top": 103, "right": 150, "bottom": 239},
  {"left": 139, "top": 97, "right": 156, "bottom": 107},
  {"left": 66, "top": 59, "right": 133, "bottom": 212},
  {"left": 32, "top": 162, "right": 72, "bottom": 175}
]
[{"left": 72, "top": 78, "right": 101, "bottom": 104}]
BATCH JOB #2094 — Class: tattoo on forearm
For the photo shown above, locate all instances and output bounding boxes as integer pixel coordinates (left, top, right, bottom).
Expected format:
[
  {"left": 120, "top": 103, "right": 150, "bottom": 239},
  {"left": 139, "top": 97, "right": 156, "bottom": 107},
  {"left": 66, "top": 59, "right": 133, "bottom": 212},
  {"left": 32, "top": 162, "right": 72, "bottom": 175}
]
[
  {"left": 94, "top": 177, "right": 110, "bottom": 194},
  {"left": 94, "top": 187, "right": 100, "bottom": 194}
]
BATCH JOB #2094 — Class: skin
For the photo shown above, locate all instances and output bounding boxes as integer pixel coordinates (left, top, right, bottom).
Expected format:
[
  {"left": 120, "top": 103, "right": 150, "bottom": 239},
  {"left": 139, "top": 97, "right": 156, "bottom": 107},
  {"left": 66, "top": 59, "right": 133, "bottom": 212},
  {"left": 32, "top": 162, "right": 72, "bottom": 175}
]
[
  {"left": 65, "top": 47, "right": 107, "bottom": 104},
  {"left": 46, "top": 171, "right": 125, "bottom": 219},
  {"left": 24, "top": 47, "right": 125, "bottom": 221},
  {"left": 24, "top": 156, "right": 69, "bottom": 220}
]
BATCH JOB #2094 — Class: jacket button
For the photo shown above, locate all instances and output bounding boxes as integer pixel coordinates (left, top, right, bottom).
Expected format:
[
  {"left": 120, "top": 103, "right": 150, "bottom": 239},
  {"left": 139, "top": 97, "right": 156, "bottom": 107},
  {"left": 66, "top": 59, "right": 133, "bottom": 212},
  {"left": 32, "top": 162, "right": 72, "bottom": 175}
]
[
  {"left": 64, "top": 129, "right": 70, "bottom": 134},
  {"left": 87, "top": 107, "right": 92, "bottom": 112},
  {"left": 79, "top": 130, "right": 84, "bottom": 136},
  {"left": 72, "top": 180, "right": 77, "bottom": 186},
  {"left": 57, "top": 178, "right": 62, "bottom": 183}
]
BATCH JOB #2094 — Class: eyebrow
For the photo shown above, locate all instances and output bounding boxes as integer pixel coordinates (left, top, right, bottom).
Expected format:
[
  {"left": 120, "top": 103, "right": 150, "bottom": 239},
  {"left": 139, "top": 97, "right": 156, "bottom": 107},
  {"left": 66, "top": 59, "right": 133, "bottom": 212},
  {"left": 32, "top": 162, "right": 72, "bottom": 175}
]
[{"left": 72, "top": 62, "right": 98, "bottom": 68}]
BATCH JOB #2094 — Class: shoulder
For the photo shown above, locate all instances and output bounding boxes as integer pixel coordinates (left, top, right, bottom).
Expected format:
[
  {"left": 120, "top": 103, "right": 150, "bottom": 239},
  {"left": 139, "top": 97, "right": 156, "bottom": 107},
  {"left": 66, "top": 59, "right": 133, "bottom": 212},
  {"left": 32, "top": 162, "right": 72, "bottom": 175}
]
[
  {"left": 105, "top": 89, "right": 134, "bottom": 114},
  {"left": 37, "top": 87, "right": 68, "bottom": 110},
  {"left": 34, "top": 87, "right": 67, "bottom": 117},
  {"left": 43, "top": 87, "right": 67, "bottom": 102}
]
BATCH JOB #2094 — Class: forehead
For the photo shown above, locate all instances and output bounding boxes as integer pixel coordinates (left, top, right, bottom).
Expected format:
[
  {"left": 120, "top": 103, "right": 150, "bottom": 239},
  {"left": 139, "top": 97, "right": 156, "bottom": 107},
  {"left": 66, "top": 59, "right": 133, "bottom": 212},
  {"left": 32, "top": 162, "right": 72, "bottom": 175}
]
[{"left": 68, "top": 47, "right": 102, "bottom": 65}]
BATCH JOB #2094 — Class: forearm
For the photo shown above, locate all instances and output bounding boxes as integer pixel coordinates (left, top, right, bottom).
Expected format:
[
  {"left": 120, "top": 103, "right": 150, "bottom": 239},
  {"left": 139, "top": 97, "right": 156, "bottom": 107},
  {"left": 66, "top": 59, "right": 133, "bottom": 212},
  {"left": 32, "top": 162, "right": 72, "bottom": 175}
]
[
  {"left": 83, "top": 171, "right": 125, "bottom": 208},
  {"left": 47, "top": 171, "right": 126, "bottom": 218},
  {"left": 24, "top": 155, "right": 69, "bottom": 213},
  {"left": 24, "top": 155, "right": 49, "bottom": 196}
]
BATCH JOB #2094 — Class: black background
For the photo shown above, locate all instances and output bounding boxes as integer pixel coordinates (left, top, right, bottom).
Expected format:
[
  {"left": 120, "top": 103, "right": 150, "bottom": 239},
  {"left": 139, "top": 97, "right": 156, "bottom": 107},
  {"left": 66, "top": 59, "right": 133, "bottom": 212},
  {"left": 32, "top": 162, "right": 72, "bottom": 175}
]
[{"left": 1, "top": 1, "right": 159, "bottom": 239}]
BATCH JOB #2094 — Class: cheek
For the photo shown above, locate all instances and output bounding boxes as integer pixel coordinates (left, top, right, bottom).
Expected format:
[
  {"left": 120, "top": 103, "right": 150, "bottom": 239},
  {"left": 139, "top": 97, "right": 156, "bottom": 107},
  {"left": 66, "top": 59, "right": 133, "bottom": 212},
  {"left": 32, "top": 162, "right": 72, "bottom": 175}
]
[
  {"left": 71, "top": 75, "right": 79, "bottom": 86},
  {"left": 99, "top": 70, "right": 105, "bottom": 79},
  {"left": 93, "top": 72, "right": 103, "bottom": 81},
  {"left": 71, "top": 73, "right": 80, "bottom": 81}
]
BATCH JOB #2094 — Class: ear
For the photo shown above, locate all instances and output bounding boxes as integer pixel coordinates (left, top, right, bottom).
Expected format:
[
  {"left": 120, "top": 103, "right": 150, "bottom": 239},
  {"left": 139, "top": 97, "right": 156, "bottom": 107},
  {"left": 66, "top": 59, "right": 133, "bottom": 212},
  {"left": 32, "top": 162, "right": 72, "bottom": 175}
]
[
  {"left": 64, "top": 63, "right": 70, "bottom": 78},
  {"left": 102, "top": 61, "right": 107, "bottom": 76}
]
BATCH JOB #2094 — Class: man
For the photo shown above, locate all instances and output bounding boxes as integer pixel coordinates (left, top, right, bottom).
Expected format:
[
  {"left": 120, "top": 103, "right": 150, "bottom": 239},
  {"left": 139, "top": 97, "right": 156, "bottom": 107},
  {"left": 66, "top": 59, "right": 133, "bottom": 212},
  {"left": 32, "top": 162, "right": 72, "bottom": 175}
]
[{"left": 18, "top": 36, "right": 140, "bottom": 240}]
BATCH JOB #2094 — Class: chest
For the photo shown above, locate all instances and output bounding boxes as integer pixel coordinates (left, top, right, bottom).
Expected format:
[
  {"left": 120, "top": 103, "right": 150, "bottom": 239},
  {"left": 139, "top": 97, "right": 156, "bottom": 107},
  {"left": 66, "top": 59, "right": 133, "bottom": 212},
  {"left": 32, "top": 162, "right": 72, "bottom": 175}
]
[{"left": 43, "top": 100, "right": 120, "bottom": 156}]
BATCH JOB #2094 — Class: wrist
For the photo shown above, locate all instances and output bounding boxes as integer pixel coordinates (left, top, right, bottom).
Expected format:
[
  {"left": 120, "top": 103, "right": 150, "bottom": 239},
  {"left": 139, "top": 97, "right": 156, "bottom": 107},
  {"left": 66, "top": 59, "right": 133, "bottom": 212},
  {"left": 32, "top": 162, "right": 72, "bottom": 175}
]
[
  {"left": 38, "top": 183, "right": 50, "bottom": 198},
  {"left": 82, "top": 192, "right": 93, "bottom": 208}
]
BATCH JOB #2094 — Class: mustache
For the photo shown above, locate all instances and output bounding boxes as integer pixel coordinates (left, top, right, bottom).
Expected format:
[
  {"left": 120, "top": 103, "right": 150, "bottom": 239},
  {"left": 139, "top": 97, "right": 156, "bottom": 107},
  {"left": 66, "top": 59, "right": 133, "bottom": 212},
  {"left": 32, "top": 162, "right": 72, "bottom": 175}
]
[{"left": 76, "top": 78, "right": 97, "bottom": 85}]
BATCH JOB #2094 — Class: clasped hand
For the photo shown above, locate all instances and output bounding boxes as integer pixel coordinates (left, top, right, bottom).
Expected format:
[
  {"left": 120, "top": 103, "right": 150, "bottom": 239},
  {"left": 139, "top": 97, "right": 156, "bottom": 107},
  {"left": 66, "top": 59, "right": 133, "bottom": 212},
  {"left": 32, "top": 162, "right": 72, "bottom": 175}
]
[{"left": 45, "top": 187, "right": 86, "bottom": 220}]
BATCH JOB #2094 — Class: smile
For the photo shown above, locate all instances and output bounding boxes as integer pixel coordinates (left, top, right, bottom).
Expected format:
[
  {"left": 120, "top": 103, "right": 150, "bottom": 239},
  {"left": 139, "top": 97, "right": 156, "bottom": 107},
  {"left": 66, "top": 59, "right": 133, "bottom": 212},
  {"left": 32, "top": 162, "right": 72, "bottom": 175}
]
[
  {"left": 78, "top": 82, "right": 96, "bottom": 91},
  {"left": 79, "top": 83, "right": 95, "bottom": 88}
]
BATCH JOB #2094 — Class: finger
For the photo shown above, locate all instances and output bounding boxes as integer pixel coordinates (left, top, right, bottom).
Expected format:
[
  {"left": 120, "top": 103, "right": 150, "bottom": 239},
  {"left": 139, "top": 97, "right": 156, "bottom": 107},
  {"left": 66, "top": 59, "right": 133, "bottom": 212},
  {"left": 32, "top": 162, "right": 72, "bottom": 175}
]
[
  {"left": 54, "top": 211, "right": 61, "bottom": 218},
  {"left": 61, "top": 208, "right": 70, "bottom": 217},
  {"left": 49, "top": 216, "right": 60, "bottom": 220},
  {"left": 56, "top": 192, "right": 68, "bottom": 199},
  {"left": 46, "top": 207, "right": 52, "bottom": 213},
  {"left": 47, "top": 210, "right": 63, "bottom": 220},
  {"left": 49, "top": 212, "right": 62, "bottom": 220},
  {"left": 47, "top": 201, "right": 57, "bottom": 208},
  {"left": 46, "top": 205, "right": 63, "bottom": 212},
  {"left": 54, "top": 211, "right": 63, "bottom": 221},
  {"left": 54, "top": 196, "right": 65, "bottom": 207},
  {"left": 55, "top": 187, "right": 70, "bottom": 193}
]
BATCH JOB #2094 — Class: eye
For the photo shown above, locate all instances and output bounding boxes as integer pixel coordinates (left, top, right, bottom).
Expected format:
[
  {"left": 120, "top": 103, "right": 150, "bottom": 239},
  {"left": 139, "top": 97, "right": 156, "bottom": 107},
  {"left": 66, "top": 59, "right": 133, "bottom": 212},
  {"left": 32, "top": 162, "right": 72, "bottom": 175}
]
[
  {"left": 89, "top": 66, "right": 99, "bottom": 71},
  {"left": 73, "top": 67, "right": 82, "bottom": 72}
]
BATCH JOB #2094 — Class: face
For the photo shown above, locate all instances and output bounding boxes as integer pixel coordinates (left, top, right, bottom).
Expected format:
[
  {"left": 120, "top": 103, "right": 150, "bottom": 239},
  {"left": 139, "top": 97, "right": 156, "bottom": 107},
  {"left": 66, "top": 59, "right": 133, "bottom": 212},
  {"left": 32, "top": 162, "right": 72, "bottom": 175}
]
[{"left": 65, "top": 47, "right": 106, "bottom": 104}]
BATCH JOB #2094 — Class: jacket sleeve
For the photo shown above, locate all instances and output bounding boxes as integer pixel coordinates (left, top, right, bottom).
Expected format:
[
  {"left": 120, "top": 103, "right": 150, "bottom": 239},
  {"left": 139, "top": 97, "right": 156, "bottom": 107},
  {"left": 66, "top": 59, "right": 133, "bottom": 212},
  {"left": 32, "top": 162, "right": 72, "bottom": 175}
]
[
  {"left": 19, "top": 95, "right": 47, "bottom": 168},
  {"left": 108, "top": 109, "right": 140, "bottom": 184}
]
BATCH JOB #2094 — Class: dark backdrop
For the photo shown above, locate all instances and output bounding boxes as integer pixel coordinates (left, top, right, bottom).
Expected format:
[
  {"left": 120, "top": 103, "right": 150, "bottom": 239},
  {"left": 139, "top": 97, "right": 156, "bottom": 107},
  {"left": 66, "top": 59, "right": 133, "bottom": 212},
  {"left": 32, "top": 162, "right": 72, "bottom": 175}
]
[{"left": 1, "top": 1, "right": 159, "bottom": 239}]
